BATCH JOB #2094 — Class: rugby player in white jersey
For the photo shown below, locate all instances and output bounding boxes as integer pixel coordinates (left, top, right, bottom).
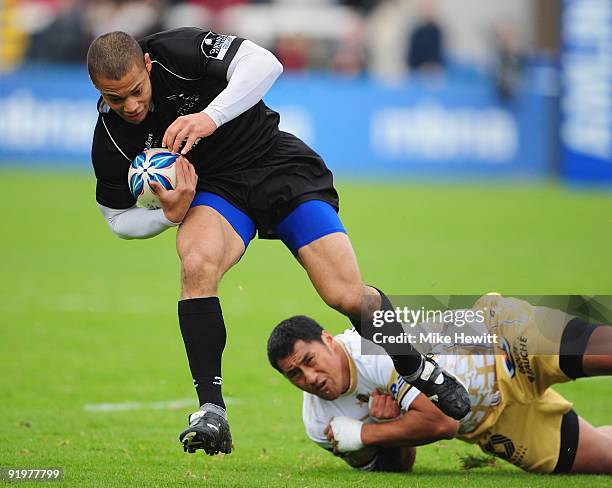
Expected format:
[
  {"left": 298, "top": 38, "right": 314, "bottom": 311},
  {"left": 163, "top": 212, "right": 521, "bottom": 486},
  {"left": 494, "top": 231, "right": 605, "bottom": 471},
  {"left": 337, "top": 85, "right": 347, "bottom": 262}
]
[{"left": 267, "top": 296, "right": 612, "bottom": 474}]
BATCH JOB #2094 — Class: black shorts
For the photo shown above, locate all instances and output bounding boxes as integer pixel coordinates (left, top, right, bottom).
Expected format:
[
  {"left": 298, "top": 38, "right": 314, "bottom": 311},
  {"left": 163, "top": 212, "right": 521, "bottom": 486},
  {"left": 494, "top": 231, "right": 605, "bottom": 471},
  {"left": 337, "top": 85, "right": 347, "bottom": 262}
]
[
  {"left": 553, "top": 409, "right": 579, "bottom": 473},
  {"left": 199, "top": 131, "right": 340, "bottom": 239}
]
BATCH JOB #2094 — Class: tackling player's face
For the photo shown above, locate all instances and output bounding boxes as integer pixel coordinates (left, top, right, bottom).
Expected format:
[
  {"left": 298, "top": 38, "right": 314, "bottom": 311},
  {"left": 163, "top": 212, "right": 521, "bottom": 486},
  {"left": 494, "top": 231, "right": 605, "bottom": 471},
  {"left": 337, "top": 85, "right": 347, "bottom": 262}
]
[
  {"left": 95, "top": 54, "right": 153, "bottom": 124},
  {"left": 277, "top": 331, "right": 350, "bottom": 401}
]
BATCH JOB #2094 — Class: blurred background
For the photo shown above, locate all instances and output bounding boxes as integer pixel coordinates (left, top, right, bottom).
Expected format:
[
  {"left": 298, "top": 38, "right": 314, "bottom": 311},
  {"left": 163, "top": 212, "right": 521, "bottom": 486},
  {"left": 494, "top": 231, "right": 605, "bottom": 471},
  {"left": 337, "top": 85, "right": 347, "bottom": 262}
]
[{"left": 0, "top": 0, "right": 610, "bottom": 183}]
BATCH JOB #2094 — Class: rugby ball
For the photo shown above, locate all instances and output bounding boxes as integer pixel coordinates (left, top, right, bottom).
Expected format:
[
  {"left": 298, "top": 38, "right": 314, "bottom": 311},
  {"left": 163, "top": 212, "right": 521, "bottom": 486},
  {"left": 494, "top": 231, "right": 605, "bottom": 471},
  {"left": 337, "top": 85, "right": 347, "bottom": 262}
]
[{"left": 127, "top": 148, "right": 178, "bottom": 209}]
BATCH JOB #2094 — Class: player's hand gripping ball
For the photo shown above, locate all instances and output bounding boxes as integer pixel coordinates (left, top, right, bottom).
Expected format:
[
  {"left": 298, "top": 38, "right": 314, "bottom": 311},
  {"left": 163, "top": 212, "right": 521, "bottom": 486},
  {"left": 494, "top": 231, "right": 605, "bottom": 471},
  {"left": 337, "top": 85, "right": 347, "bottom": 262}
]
[{"left": 127, "top": 148, "right": 178, "bottom": 209}]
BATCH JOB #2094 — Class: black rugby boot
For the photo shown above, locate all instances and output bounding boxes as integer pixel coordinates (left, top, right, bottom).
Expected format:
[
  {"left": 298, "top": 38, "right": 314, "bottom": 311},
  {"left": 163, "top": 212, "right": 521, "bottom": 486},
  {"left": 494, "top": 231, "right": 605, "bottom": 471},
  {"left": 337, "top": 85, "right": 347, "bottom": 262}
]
[
  {"left": 179, "top": 403, "right": 232, "bottom": 455},
  {"left": 407, "top": 356, "right": 471, "bottom": 420}
]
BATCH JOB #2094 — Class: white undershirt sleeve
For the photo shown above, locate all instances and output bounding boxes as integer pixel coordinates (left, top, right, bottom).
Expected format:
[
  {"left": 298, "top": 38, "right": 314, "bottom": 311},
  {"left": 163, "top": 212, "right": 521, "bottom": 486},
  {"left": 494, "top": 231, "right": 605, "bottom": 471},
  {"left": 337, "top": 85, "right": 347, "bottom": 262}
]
[
  {"left": 203, "top": 40, "right": 283, "bottom": 128},
  {"left": 98, "top": 204, "right": 178, "bottom": 240}
]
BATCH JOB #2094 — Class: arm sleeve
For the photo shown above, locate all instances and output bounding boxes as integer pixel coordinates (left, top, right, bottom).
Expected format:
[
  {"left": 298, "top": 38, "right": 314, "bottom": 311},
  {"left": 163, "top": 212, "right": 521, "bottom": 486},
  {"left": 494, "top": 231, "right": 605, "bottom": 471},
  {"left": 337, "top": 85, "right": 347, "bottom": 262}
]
[
  {"left": 203, "top": 40, "right": 283, "bottom": 128},
  {"left": 99, "top": 204, "right": 178, "bottom": 240},
  {"left": 367, "top": 355, "right": 421, "bottom": 412}
]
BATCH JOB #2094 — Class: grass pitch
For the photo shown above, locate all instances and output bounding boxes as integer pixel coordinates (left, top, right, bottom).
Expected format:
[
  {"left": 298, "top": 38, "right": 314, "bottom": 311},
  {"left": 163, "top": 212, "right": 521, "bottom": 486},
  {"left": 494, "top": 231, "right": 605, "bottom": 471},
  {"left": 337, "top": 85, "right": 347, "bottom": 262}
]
[{"left": 1, "top": 170, "right": 611, "bottom": 487}]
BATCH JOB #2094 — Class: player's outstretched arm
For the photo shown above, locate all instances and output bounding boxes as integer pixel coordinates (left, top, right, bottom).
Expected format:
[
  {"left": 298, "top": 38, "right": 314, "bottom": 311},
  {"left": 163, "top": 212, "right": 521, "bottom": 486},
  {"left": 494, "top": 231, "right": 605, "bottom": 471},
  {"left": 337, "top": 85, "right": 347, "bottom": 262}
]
[
  {"left": 361, "top": 394, "right": 459, "bottom": 448},
  {"left": 325, "top": 394, "right": 458, "bottom": 454}
]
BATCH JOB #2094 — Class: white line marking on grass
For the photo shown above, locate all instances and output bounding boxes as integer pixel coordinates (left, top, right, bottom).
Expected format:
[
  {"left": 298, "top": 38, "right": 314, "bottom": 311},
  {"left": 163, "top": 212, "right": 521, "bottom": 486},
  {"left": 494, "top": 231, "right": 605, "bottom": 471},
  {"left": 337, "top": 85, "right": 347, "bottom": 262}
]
[{"left": 83, "top": 397, "right": 240, "bottom": 413}]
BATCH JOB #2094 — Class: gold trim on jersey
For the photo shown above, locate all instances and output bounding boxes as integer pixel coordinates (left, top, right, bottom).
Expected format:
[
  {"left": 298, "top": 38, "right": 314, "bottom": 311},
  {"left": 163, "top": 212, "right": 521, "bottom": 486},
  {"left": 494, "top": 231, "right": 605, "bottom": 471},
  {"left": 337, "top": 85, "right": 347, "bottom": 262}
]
[{"left": 336, "top": 340, "right": 358, "bottom": 396}]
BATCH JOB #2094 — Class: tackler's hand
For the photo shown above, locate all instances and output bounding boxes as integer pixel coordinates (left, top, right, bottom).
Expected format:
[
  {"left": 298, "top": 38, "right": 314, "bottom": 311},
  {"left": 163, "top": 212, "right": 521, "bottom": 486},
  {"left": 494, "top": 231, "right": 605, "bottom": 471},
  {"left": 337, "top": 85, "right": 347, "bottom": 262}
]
[
  {"left": 324, "top": 417, "right": 364, "bottom": 453},
  {"left": 368, "top": 389, "right": 401, "bottom": 422},
  {"left": 149, "top": 156, "right": 197, "bottom": 223},
  {"left": 162, "top": 112, "right": 217, "bottom": 155}
]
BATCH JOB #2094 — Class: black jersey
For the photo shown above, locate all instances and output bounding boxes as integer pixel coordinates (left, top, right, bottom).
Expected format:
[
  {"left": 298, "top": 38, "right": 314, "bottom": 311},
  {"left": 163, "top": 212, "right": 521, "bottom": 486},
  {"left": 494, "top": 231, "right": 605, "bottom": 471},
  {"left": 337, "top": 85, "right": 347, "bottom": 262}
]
[{"left": 91, "top": 28, "right": 280, "bottom": 209}]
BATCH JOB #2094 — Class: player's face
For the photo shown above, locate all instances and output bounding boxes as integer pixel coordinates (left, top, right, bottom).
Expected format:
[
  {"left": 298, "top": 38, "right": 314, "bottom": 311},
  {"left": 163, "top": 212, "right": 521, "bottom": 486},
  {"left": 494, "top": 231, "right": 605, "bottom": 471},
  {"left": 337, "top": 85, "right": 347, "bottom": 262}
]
[
  {"left": 95, "top": 55, "right": 153, "bottom": 125},
  {"left": 277, "top": 332, "right": 350, "bottom": 401}
]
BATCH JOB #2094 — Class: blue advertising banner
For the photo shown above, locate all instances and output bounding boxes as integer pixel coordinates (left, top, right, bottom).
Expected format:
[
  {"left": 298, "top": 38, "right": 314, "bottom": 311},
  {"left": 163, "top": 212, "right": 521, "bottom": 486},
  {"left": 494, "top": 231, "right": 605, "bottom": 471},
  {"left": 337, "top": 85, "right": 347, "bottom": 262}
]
[
  {"left": 0, "top": 65, "right": 554, "bottom": 178},
  {"left": 561, "top": 0, "right": 612, "bottom": 184}
]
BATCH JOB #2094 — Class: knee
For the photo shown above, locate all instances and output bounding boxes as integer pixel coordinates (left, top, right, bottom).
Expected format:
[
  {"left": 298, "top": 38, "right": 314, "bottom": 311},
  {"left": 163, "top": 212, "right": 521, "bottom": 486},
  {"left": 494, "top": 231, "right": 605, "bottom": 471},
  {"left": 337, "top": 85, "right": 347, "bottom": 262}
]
[
  {"left": 322, "top": 284, "right": 365, "bottom": 317},
  {"left": 180, "top": 250, "right": 222, "bottom": 296}
]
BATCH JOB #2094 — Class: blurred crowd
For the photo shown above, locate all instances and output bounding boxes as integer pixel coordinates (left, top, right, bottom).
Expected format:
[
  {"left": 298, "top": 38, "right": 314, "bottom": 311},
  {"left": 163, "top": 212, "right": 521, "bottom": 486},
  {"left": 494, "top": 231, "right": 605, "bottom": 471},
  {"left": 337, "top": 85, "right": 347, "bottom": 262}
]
[{"left": 3, "top": 0, "right": 531, "bottom": 83}]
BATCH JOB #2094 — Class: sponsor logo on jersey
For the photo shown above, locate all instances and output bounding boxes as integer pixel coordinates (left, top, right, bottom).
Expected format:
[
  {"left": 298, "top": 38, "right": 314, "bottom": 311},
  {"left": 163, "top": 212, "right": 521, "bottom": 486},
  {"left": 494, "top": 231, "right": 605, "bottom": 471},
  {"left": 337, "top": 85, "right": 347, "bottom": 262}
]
[
  {"left": 397, "top": 375, "right": 407, "bottom": 389},
  {"left": 170, "top": 93, "right": 202, "bottom": 116},
  {"left": 201, "top": 32, "right": 236, "bottom": 60},
  {"left": 512, "top": 335, "right": 536, "bottom": 383},
  {"left": 499, "top": 337, "right": 516, "bottom": 378},
  {"left": 145, "top": 132, "right": 153, "bottom": 150},
  {"left": 356, "top": 393, "right": 369, "bottom": 406},
  {"left": 482, "top": 434, "right": 527, "bottom": 467},
  {"left": 390, "top": 375, "right": 409, "bottom": 402}
]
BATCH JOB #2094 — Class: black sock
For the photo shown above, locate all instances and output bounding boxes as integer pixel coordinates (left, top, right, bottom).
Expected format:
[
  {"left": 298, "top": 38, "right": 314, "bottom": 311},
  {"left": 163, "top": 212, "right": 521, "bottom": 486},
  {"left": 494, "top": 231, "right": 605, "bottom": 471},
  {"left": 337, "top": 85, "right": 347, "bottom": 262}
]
[
  {"left": 178, "top": 297, "right": 226, "bottom": 409},
  {"left": 350, "top": 288, "right": 423, "bottom": 378}
]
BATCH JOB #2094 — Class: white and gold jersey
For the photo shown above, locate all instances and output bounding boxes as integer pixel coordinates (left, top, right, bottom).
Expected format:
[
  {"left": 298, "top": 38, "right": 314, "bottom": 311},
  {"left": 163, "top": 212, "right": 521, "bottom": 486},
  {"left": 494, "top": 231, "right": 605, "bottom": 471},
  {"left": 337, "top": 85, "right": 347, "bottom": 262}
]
[
  {"left": 302, "top": 329, "right": 421, "bottom": 452},
  {"left": 302, "top": 328, "right": 501, "bottom": 452},
  {"left": 435, "top": 353, "right": 500, "bottom": 435},
  {"left": 303, "top": 295, "right": 578, "bottom": 473}
]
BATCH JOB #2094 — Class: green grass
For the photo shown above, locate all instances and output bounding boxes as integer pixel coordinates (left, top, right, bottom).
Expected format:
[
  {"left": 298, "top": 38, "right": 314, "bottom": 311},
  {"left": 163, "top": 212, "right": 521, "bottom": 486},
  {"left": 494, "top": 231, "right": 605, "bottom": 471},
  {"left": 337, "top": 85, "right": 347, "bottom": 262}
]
[{"left": 1, "top": 170, "right": 611, "bottom": 486}]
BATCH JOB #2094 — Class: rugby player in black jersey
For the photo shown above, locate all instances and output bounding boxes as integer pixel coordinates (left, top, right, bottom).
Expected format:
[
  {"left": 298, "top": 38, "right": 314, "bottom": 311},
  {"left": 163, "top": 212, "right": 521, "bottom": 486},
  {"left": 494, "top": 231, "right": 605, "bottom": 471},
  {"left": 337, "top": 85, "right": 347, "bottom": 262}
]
[{"left": 86, "top": 28, "right": 470, "bottom": 456}]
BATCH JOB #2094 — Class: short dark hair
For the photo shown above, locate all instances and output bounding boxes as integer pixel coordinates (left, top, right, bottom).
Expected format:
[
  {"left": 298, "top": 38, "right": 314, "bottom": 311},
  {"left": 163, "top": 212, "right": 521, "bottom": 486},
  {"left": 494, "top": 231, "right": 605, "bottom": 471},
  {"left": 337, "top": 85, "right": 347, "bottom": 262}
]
[
  {"left": 87, "top": 31, "right": 144, "bottom": 84},
  {"left": 267, "top": 316, "right": 324, "bottom": 372}
]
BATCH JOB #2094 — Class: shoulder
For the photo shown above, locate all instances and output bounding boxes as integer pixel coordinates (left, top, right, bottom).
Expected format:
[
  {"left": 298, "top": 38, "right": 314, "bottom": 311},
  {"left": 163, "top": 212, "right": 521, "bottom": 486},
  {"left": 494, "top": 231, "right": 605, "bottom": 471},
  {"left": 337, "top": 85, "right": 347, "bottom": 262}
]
[
  {"left": 139, "top": 27, "right": 207, "bottom": 52},
  {"left": 335, "top": 329, "right": 395, "bottom": 387},
  {"left": 334, "top": 328, "right": 362, "bottom": 355},
  {"left": 141, "top": 27, "right": 243, "bottom": 65}
]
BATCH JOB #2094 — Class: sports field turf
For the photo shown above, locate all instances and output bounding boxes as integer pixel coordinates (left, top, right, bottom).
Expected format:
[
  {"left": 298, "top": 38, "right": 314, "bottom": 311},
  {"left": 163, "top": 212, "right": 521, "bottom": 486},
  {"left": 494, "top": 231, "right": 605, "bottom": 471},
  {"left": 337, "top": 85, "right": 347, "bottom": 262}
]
[{"left": 1, "top": 170, "right": 611, "bottom": 487}]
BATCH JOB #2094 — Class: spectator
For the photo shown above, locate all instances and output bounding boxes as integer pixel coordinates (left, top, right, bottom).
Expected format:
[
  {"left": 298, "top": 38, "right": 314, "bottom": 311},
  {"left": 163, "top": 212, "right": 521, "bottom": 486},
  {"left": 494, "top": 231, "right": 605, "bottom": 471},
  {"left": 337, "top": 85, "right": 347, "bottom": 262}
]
[
  {"left": 493, "top": 21, "right": 525, "bottom": 102},
  {"left": 25, "top": 0, "right": 87, "bottom": 62},
  {"left": 406, "top": 0, "right": 444, "bottom": 72},
  {"left": 275, "top": 35, "right": 309, "bottom": 71},
  {"left": 85, "top": 0, "right": 163, "bottom": 40},
  {"left": 187, "top": 0, "right": 248, "bottom": 14},
  {"left": 338, "top": 0, "right": 379, "bottom": 15}
]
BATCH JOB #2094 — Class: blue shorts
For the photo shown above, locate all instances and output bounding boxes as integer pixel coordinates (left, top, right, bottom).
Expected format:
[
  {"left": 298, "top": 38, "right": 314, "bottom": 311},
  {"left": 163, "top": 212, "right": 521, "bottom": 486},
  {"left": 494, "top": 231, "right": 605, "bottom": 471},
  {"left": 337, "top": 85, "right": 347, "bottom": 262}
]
[{"left": 190, "top": 192, "right": 346, "bottom": 255}]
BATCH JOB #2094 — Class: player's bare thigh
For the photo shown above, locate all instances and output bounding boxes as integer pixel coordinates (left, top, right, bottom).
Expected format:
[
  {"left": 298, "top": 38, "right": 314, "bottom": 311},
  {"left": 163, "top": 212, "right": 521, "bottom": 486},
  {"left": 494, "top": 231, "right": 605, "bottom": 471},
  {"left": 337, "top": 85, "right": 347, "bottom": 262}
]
[
  {"left": 297, "top": 232, "right": 379, "bottom": 316},
  {"left": 571, "top": 416, "right": 612, "bottom": 474},
  {"left": 176, "top": 205, "right": 245, "bottom": 299},
  {"left": 598, "top": 426, "right": 612, "bottom": 439}
]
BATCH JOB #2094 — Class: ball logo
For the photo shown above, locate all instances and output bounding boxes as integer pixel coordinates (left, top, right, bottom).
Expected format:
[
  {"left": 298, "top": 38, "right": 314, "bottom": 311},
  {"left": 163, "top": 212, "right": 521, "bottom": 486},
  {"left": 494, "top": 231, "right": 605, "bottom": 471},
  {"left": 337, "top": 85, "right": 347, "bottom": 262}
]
[{"left": 127, "top": 149, "right": 178, "bottom": 209}]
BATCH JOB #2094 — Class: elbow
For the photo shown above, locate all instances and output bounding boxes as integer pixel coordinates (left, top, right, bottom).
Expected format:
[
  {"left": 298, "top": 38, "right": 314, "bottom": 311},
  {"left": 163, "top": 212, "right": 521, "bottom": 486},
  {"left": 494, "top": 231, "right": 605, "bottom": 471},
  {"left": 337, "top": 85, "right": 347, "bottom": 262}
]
[
  {"left": 436, "top": 418, "right": 459, "bottom": 440},
  {"left": 274, "top": 58, "right": 284, "bottom": 78},
  {"left": 107, "top": 224, "right": 134, "bottom": 240},
  {"left": 266, "top": 50, "right": 283, "bottom": 79}
]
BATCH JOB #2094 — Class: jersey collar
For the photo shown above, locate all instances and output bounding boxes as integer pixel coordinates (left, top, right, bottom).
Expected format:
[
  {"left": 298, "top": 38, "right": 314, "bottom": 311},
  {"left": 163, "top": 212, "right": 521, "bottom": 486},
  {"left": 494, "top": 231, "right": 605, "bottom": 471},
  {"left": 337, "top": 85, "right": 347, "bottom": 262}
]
[{"left": 336, "top": 339, "right": 357, "bottom": 397}]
